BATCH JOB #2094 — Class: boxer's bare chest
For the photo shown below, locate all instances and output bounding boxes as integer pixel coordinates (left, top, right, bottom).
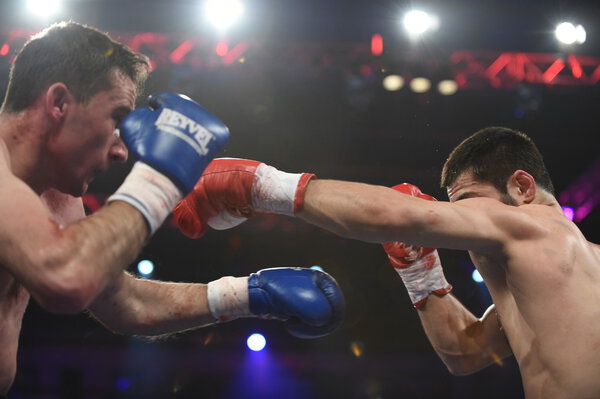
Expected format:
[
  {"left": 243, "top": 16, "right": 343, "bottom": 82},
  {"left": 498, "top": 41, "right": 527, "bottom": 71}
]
[
  {"left": 0, "top": 266, "right": 29, "bottom": 392},
  {"left": 0, "top": 267, "right": 30, "bottom": 337}
]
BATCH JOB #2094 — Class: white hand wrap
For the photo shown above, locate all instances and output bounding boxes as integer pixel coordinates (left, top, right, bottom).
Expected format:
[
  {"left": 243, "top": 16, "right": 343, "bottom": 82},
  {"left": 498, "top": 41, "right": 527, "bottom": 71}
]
[
  {"left": 208, "top": 210, "right": 247, "bottom": 230},
  {"left": 206, "top": 163, "right": 311, "bottom": 229},
  {"left": 207, "top": 276, "right": 251, "bottom": 322},
  {"left": 108, "top": 162, "right": 182, "bottom": 236},
  {"left": 252, "top": 163, "right": 306, "bottom": 216},
  {"left": 393, "top": 251, "right": 452, "bottom": 309}
]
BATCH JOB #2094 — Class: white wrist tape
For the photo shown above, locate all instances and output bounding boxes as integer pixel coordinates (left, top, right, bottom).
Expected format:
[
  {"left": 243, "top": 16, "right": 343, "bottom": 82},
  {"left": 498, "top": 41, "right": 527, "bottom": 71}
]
[
  {"left": 208, "top": 210, "right": 247, "bottom": 230},
  {"left": 108, "top": 162, "right": 182, "bottom": 236},
  {"left": 252, "top": 163, "right": 304, "bottom": 216},
  {"left": 394, "top": 251, "right": 451, "bottom": 308},
  {"left": 207, "top": 276, "right": 251, "bottom": 322}
]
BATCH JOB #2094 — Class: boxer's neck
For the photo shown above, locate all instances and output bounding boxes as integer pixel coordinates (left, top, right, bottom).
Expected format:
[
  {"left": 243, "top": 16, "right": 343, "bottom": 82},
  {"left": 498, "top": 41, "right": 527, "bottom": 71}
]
[{"left": 0, "top": 107, "right": 54, "bottom": 194}]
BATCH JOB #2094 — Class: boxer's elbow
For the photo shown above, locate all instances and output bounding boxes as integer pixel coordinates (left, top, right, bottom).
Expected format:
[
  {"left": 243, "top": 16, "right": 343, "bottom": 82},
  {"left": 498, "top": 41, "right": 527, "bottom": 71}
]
[
  {"left": 28, "top": 235, "right": 112, "bottom": 313},
  {"left": 89, "top": 312, "right": 133, "bottom": 335},
  {"left": 34, "top": 272, "right": 100, "bottom": 314},
  {"left": 103, "top": 320, "right": 162, "bottom": 336},
  {"left": 91, "top": 307, "right": 150, "bottom": 336},
  {"left": 445, "top": 361, "right": 479, "bottom": 376},
  {"left": 438, "top": 354, "right": 493, "bottom": 376},
  {"left": 31, "top": 255, "right": 102, "bottom": 313}
]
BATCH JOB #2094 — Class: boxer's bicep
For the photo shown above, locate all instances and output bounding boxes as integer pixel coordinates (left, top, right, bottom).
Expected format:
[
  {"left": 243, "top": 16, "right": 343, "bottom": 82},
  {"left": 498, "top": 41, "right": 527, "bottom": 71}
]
[
  {"left": 0, "top": 164, "right": 65, "bottom": 274},
  {"left": 479, "top": 305, "right": 513, "bottom": 361},
  {"left": 379, "top": 199, "right": 509, "bottom": 252},
  {"left": 444, "top": 305, "right": 512, "bottom": 375},
  {"left": 0, "top": 160, "right": 144, "bottom": 312},
  {"left": 447, "top": 304, "right": 513, "bottom": 375},
  {"left": 412, "top": 199, "right": 545, "bottom": 253}
]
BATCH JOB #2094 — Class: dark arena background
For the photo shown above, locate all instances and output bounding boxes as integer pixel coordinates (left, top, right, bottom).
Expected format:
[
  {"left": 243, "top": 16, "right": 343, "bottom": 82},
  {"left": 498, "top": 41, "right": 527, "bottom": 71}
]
[{"left": 2, "top": 0, "right": 600, "bottom": 398}]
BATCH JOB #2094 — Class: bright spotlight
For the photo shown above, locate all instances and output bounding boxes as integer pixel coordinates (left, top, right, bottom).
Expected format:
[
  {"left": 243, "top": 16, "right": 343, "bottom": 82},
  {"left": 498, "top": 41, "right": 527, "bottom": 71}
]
[
  {"left": 383, "top": 75, "right": 405, "bottom": 91},
  {"left": 472, "top": 269, "right": 484, "bottom": 284},
  {"left": 555, "top": 22, "right": 586, "bottom": 45},
  {"left": 575, "top": 25, "right": 587, "bottom": 44},
  {"left": 247, "top": 333, "right": 266, "bottom": 352},
  {"left": 137, "top": 259, "right": 154, "bottom": 277},
  {"left": 26, "top": 0, "right": 61, "bottom": 18},
  {"left": 437, "top": 79, "right": 458, "bottom": 95},
  {"left": 204, "top": 0, "right": 244, "bottom": 32},
  {"left": 403, "top": 10, "right": 438, "bottom": 37},
  {"left": 409, "top": 77, "right": 431, "bottom": 93},
  {"left": 562, "top": 206, "right": 575, "bottom": 221}
]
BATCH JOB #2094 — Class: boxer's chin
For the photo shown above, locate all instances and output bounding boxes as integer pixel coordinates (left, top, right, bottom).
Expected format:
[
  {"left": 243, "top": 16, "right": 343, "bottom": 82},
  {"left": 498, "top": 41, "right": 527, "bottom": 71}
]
[{"left": 55, "top": 178, "right": 87, "bottom": 198}]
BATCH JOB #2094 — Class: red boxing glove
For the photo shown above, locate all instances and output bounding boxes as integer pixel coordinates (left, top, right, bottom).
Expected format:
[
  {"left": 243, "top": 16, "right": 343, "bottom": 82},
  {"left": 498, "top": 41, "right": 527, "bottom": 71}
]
[
  {"left": 382, "top": 184, "right": 452, "bottom": 309},
  {"left": 173, "top": 158, "right": 315, "bottom": 238}
]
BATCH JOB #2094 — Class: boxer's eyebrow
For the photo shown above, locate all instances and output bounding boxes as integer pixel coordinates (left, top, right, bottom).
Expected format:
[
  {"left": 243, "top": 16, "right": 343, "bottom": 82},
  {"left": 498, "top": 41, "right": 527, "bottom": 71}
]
[{"left": 112, "top": 106, "right": 133, "bottom": 124}]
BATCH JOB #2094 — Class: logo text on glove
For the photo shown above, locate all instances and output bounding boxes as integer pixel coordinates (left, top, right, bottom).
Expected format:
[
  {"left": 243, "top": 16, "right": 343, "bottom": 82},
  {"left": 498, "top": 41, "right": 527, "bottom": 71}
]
[{"left": 155, "top": 108, "right": 214, "bottom": 156}]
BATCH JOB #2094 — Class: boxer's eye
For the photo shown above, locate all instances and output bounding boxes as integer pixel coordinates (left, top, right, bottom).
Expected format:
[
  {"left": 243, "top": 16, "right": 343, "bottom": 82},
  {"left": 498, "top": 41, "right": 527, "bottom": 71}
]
[{"left": 112, "top": 106, "right": 133, "bottom": 127}]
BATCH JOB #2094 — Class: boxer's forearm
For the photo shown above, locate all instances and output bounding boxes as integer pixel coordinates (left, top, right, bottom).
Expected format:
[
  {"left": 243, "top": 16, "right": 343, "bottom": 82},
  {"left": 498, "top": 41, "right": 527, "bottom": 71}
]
[
  {"left": 299, "top": 179, "right": 427, "bottom": 244},
  {"left": 416, "top": 295, "right": 510, "bottom": 375},
  {"left": 88, "top": 272, "right": 215, "bottom": 336},
  {"left": 172, "top": 161, "right": 509, "bottom": 252},
  {"left": 89, "top": 267, "right": 346, "bottom": 339}
]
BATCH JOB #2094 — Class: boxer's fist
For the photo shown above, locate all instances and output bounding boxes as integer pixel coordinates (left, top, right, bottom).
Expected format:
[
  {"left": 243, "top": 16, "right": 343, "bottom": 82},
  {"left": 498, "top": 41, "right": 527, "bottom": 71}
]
[
  {"left": 382, "top": 184, "right": 452, "bottom": 308},
  {"left": 109, "top": 93, "right": 229, "bottom": 235},
  {"left": 383, "top": 183, "right": 437, "bottom": 267},
  {"left": 173, "top": 158, "right": 315, "bottom": 238},
  {"left": 173, "top": 158, "right": 260, "bottom": 238},
  {"left": 248, "top": 268, "right": 345, "bottom": 339},
  {"left": 120, "top": 92, "right": 230, "bottom": 194},
  {"left": 390, "top": 182, "right": 436, "bottom": 202}
]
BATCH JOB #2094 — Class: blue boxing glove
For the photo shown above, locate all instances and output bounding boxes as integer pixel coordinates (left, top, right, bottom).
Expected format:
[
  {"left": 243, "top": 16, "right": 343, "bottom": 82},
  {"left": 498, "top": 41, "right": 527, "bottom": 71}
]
[
  {"left": 109, "top": 93, "right": 229, "bottom": 235},
  {"left": 207, "top": 268, "right": 345, "bottom": 339},
  {"left": 120, "top": 92, "right": 229, "bottom": 193},
  {"left": 249, "top": 268, "right": 346, "bottom": 338}
]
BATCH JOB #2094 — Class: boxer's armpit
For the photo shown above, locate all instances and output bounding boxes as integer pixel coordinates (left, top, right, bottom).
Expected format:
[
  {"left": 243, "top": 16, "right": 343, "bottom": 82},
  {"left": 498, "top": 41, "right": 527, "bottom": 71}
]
[{"left": 495, "top": 307, "right": 509, "bottom": 343}]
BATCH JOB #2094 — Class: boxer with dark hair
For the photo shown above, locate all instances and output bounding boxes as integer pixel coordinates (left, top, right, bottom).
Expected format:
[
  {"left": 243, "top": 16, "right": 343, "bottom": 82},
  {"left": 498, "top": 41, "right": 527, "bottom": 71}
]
[
  {"left": 0, "top": 21, "right": 344, "bottom": 395},
  {"left": 177, "top": 126, "right": 600, "bottom": 399}
]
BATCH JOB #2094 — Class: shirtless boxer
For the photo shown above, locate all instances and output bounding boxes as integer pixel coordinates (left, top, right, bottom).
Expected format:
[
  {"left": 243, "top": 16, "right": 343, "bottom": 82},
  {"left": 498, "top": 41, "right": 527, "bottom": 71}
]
[
  {"left": 0, "top": 22, "right": 344, "bottom": 396},
  {"left": 175, "top": 127, "right": 600, "bottom": 399}
]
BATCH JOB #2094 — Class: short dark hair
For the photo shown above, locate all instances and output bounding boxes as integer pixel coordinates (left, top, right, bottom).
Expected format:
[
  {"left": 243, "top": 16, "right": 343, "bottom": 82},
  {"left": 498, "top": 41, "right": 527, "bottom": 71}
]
[
  {"left": 1, "top": 21, "right": 150, "bottom": 112},
  {"left": 441, "top": 126, "right": 555, "bottom": 195}
]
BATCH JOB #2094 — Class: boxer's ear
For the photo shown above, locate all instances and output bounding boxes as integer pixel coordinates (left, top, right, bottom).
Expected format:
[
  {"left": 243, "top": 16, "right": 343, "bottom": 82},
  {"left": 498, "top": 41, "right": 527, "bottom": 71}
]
[
  {"left": 509, "top": 170, "right": 536, "bottom": 204},
  {"left": 45, "top": 82, "right": 72, "bottom": 124}
]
